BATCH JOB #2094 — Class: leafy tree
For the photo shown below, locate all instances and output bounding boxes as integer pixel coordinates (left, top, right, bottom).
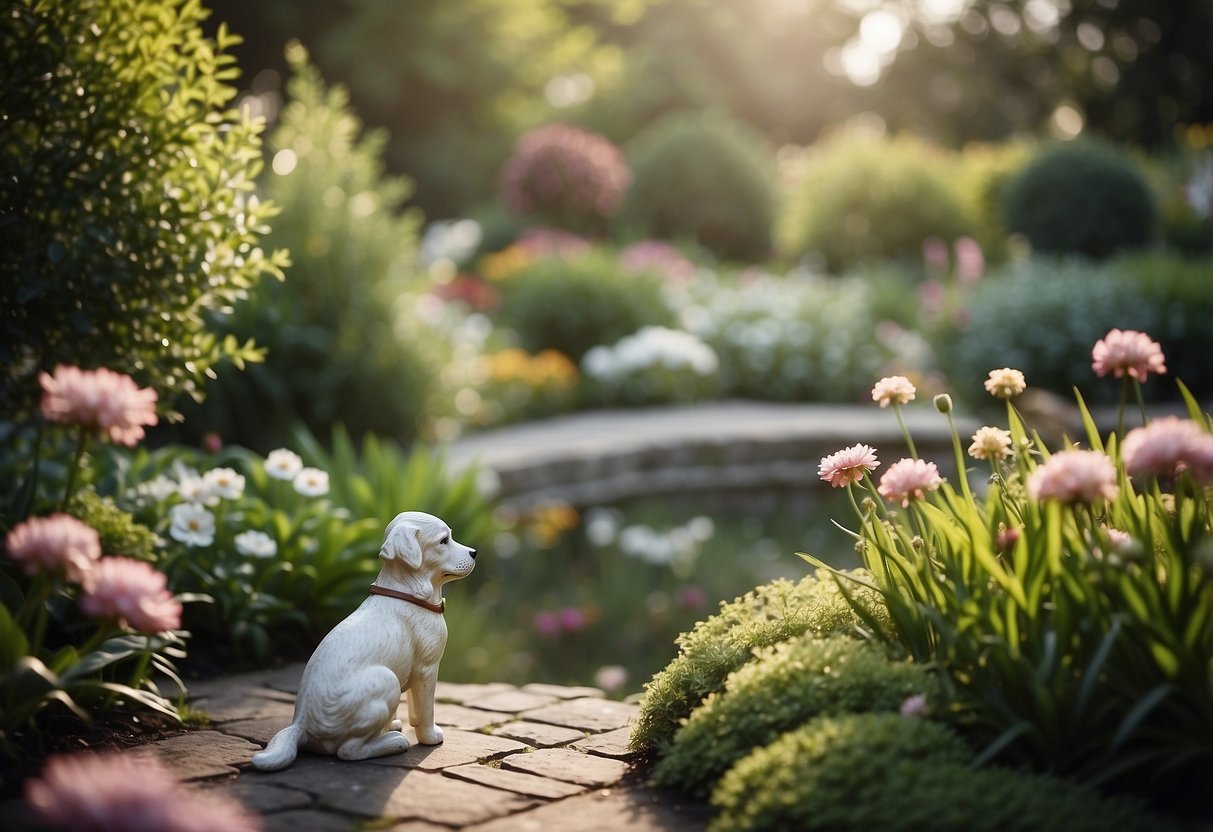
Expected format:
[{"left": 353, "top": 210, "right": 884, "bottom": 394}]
[{"left": 0, "top": 0, "right": 288, "bottom": 425}]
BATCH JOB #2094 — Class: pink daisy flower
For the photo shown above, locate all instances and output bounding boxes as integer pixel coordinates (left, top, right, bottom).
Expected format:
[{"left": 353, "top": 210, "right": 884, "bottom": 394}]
[
  {"left": 26, "top": 751, "right": 261, "bottom": 832},
  {"left": 877, "top": 458, "right": 944, "bottom": 507},
  {"left": 39, "top": 365, "right": 158, "bottom": 447},
  {"left": 4, "top": 513, "right": 101, "bottom": 582},
  {"left": 899, "top": 693, "right": 930, "bottom": 718},
  {"left": 1027, "top": 449, "right": 1119, "bottom": 504},
  {"left": 818, "top": 444, "right": 881, "bottom": 488},
  {"left": 1091, "top": 329, "right": 1167, "bottom": 382},
  {"left": 1121, "top": 416, "right": 1213, "bottom": 482},
  {"left": 79, "top": 558, "right": 182, "bottom": 634},
  {"left": 871, "top": 376, "right": 916, "bottom": 408}
]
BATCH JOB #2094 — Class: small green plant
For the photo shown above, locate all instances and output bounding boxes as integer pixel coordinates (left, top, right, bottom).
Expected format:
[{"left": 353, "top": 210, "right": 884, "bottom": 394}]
[
  {"left": 0, "top": 0, "right": 287, "bottom": 424},
  {"left": 1002, "top": 140, "right": 1157, "bottom": 260},
  {"left": 652, "top": 633, "right": 940, "bottom": 797},
  {"left": 778, "top": 131, "right": 973, "bottom": 271},
  {"left": 629, "top": 572, "right": 886, "bottom": 754},
  {"left": 805, "top": 338, "right": 1213, "bottom": 816},
  {"left": 495, "top": 250, "right": 675, "bottom": 362},
  {"left": 623, "top": 111, "right": 776, "bottom": 261},
  {"left": 711, "top": 713, "right": 1169, "bottom": 832}
]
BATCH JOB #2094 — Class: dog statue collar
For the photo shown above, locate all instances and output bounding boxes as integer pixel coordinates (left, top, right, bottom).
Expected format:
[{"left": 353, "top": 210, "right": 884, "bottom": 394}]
[{"left": 368, "top": 584, "right": 446, "bottom": 613}]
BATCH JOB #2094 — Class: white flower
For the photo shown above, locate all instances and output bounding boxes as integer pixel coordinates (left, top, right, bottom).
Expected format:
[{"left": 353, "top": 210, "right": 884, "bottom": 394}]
[
  {"left": 203, "top": 467, "right": 245, "bottom": 500},
  {"left": 293, "top": 467, "right": 330, "bottom": 497},
  {"left": 594, "top": 664, "right": 629, "bottom": 693},
  {"left": 265, "top": 448, "right": 303, "bottom": 481},
  {"left": 169, "top": 503, "right": 216, "bottom": 547},
  {"left": 135, "top": 475, "right": 178, "bottom": 502},
  {"left": 234, "top": 530, "right": 277, "bottom": 559},
  {"left": 177, "top": 474, "right": 219, "bottom": 506}
]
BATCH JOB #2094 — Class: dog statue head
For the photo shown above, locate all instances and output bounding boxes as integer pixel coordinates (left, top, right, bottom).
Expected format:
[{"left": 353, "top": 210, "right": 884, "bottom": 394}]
[{"left": 379, "top": 511, "right": 476, "bottom": 586}]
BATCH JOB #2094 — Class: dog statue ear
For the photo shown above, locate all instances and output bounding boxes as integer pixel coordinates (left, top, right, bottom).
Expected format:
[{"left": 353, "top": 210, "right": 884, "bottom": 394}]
[{"left": 380, "top": 516, "right": 423, "bottom": 569}]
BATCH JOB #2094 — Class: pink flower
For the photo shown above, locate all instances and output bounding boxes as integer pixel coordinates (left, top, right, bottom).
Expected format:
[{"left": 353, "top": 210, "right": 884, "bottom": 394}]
[
  {"left": 1121, "top": 417, "right": 1213, "bottom": 483},
  {"left": 39, "top": 365, "right": 158, "bottom": 446},
  {"left": 676, "top": 584, "right": 708, "bottom": 610},
  {"left": 594, "top": 665, "right": 629, "bottom": 693},
  {"left": 25, "top": 751, "right": 261, "bottom": 832},
  {"left": 79, "top": 558, "right": 182, "bottom": 633},
  {"left": 983, "top": 368, "right": 1026, "bottom": 399},
  {"left": 818, "top": 444, "right": 881, "bottom": 488},
  {"left": 899, "top": 693, "right": 930, "bottom": 718},
  {"left": 877, "top": 459, "right": 944, "bottom": 507},
  {"left": 4, "top": 514, "right": 101, "bottom": 581},
  {"left": 921, "top": 236, "right": 949, "bottom": 272},
  {"left": 619, "top": 240, "right": 696, "bottom": 282},
  {"left": 515, "top": 226, "right": 592, "bottom": 259},
  {"left": 533, "top": 610, "right": 560, "bottom": 638},
  {"left": 953, "top": 236, "right": 985, "bottom": 284},
  {"left": 1027, "top": 449, "right": 1119, "bottom": 504},
  {"left": 499, "top": 124, "right": 631, "bottom": 225},
  {"left": 871, "top": 376, "right": 916, "bottom": 408},
  {"left": 1091, "top": 329, "right": 1167, "bottom": 382},
  {"left": 558, "top": 606, "right": 587, "bottom": 633}
]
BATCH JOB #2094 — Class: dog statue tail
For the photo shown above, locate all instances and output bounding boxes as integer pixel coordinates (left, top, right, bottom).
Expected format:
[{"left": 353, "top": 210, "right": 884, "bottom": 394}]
[{"left": 251, "top": 722, "right": 303, "bottom": 771}]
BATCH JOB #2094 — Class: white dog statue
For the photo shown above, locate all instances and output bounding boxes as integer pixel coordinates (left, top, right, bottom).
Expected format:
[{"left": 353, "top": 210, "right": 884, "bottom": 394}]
[{"left": 250, "top": 511, "right": 477, "bottom": 770}]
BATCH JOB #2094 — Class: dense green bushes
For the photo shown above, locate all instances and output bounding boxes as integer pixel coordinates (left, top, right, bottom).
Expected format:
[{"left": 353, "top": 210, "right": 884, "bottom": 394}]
[
  {"left": 0, "top": 0, "right": 287, "bottom": 424},
  {"left": 778, "top": 132, "right": 973, "bottom": 271},
  {"left": 947, "top": 254, "right": 1213, "bottom": 403},
  {"left": 711, "top": 714, "right": 1167, "bottom": 832},
  {"left": 629, "top": 573, "right": 887, "bottom": 753},
  {"left": 1002, "top": 141, "right": 1157, "bottom": 259},
  {"left": 652, "top": 634, "right": 939, "bottom": 797},
  {"left": 183, "top": 45, "right": 438, "bottom": 451},
  {"left": 496, "top": 251, "right": 675, "bottom": 362},
  {"left": 623, "top": 112, "right": 776, "bottom": 261}
]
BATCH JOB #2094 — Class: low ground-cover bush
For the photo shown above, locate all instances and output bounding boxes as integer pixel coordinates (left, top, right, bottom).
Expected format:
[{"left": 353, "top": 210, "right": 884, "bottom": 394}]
[
  {"left": 806, "top": 341, "right": 1213, "bottom": 817},
  {"left": 622, "top": 111, "right": 776, "bottom": 261},
  {"left": 712, "top": 713, "right": 1169, "bottom": 832},
  {"left": 1002, "top": 141, "right": 1156, "bottom": 260},
  {"left": 495, "top": 250, "right": 675, "bottom": 362},
  {"left": 652, "top": 633, "right": 940, "bottom": 797},
  {"left": 778, "top": 132, "right": 974, "bottom": 271},
  {"left": 581, "top": 326, "right": 720, "bottom": 406},
  {"left": 629, "top": 572, "right": 886, "bottom": 753}
]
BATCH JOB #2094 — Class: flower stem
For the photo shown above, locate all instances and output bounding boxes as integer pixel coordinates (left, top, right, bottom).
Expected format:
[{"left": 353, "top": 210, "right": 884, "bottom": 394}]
[
  {"left": 1117, "top": 378, "right": 1129, "bottom": 439},
  {"left": 894, "top": 404, "right": 919, "bottom": 459},
  {"left": 60, "top": 426, "right": 90, "bottom": 511},
  {"left": 945, "top": 410, "right": 973, "bottom": 503},
  {"left": 1132, "top": 378, "right": 1149, "bottom": 428}
]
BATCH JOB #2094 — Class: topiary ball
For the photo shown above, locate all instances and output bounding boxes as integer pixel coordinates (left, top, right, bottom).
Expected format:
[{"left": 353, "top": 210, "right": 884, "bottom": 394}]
[
  {"left": 498, "top": 123, "right": 631, "bottom": 233},
  {"left": 710, "top": 713, "right": 1169, "bottom": 832},
  {"left": 1001, "top": 141, "right": 1157, "bottom": 260},
  {"left": 623, "top": 111, "right": 776, "bottom": 261}
]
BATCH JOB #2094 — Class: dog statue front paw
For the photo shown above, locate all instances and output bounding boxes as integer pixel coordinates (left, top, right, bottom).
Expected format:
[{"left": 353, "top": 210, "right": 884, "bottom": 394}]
[{"left": 415, "top": 724, "right": 444, "bottom": 745}]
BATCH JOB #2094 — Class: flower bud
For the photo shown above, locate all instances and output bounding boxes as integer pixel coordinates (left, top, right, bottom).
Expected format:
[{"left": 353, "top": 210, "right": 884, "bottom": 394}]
[
  {"left": 933, "top": 393, "right": 953, "bottom": 414},
  {"left": 861, "top": 497, "right": 877, "bottom": 515}
]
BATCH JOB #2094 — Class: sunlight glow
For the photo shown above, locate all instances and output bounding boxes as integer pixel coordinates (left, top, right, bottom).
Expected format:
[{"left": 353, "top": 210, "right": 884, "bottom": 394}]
[
  {"left": 860, "top": 10, "right": 904, "bottom": 53},
  {"left": 839, "top": 41, "right": 883, "bottom": 86}
]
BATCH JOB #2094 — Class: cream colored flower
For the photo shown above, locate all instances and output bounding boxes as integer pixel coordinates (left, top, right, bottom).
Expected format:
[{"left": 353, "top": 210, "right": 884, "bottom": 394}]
[
  {"left": 983, "top": 368, "right": 1026, "bottom": 399},
  {"left": 871, "top": 375, "right": 916, "bottom": 408},
  {"left": 265, "top": 448, "right": 303, "bottom": 481},
  {"left": 169, "top": 503, "right": 215, "bottom": 547},
  {"left": 293, "top": 467, "right": 330, "bottom": 497},
  {"left": 202, "top": 467, "right": 245, "bottom": 501},
  {"left": 968, "top": 426, "right": 1013, "bottom": 460}
]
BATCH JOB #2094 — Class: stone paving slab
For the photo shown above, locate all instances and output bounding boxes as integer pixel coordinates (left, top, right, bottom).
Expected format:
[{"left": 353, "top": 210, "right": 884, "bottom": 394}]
[{"left": 94, "top": 664, "right": 711, "bottom": 830}]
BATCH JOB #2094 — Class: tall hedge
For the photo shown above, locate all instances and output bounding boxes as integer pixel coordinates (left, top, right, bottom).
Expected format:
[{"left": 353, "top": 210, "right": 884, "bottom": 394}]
[{"left": 0, "top": 0, "right": 287, "bottom": 424}]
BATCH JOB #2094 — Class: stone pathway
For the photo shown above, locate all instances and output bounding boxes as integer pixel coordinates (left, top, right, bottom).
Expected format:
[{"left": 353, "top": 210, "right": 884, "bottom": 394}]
[{"left": 155, "top": 664, "right": 711, "bottom": 831}]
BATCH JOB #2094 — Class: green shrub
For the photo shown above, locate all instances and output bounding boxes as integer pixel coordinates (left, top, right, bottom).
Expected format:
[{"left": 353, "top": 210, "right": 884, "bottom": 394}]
[
  {"left": 653, "top": 634, "right": 939, "bottom": 797},
  {"left": 675, "top": 271, "right": 890, "bottom": 402},
  {"left": 949, "top": 253, "right": 1213, "bottom": 403},
  {"left": 623, "top": 111, "right": 776, "bottom": 261},
  {"left": 182, "top": 44, "right": 437, "bottom": 451},
  {"left": 0, "top": 0, "right": 287, "bottom": 425},
  {"left": 496, "top": 251, "right": 674, "bottom": 362},
  {"left": 67, "top": 488, "right": 158, "bottom": 562},
  {"left": 778, "top": 132, "right": 973, "bottom": 271},
  {"left": 629, "top": 572, "right": 886, "bottom": 754},
  {"left": 1002, "top": 141, "right": 1157, "bottom": 260},
  {"left": 711, "top": 713, "right": 1168, "bottom": 832},
  {"left": 956, "top": 141, "right": 1033, "bottom": 262}
]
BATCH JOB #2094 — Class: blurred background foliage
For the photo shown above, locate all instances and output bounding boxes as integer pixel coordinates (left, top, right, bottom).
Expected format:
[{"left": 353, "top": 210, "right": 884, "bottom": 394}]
[{"left": 203, "top": 0, "right": 1213, "bottom": 222}]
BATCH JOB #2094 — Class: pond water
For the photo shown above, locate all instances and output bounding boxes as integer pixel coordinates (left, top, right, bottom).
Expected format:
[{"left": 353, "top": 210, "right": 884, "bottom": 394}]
[{"left": 441, "top": 487, "right": 859, "bottom": 696}]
